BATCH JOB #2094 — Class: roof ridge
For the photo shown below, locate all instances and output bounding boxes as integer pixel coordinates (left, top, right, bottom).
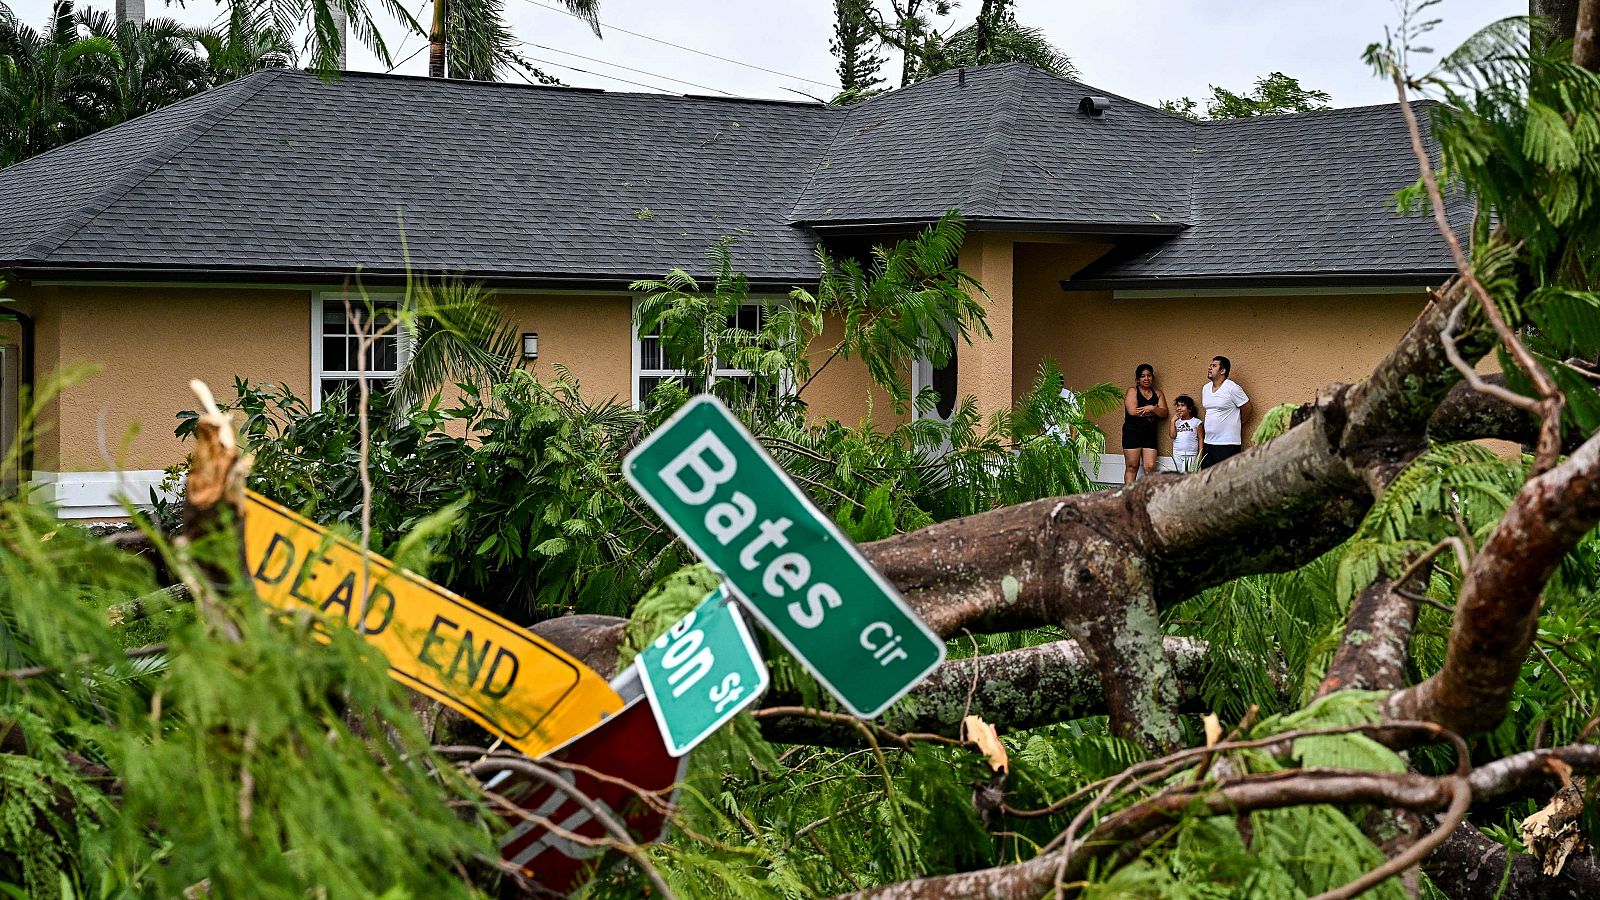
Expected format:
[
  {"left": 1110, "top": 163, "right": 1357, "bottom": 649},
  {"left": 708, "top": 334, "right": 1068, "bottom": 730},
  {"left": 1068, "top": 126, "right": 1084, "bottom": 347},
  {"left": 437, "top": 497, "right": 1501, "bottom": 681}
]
[
  {"left": 314, "top": 67, "right": 832, "bottom": 108},
  {"left": 786, "top": 98, "right": 852, "bottom": 223},
  {"left": 963, "top": 66, "right": 1026, "bottom": 215},
  {"left": 21, "top": 70, "right": 289, "bottom": 261},
  {"left": 1196, "top": 98, "right": 1443, "bottom": 125}
]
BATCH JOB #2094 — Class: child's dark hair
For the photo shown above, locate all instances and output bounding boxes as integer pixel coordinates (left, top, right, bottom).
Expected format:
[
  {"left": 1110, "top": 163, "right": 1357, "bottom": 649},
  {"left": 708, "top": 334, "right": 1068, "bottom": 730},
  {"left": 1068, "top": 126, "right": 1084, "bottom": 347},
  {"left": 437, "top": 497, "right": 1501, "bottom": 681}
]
[{"left": 1174, "top": 394, "right": 1196, "bottom": 415}]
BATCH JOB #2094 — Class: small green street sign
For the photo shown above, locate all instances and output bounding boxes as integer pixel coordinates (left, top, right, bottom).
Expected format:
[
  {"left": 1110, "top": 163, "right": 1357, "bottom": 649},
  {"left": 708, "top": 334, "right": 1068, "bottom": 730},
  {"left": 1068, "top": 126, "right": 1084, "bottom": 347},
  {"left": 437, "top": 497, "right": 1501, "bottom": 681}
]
[
  {"left": 637, "top": 585, "right": 768, "bottom": 757},
  {"left": 625, "top": 395, "right": 945, "bottom": 718}
]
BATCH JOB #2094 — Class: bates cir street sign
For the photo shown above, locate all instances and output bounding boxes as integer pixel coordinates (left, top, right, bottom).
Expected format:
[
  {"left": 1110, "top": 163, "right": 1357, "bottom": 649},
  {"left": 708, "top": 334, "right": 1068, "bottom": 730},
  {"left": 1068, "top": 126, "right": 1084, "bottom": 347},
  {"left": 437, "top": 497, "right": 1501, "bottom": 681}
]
[{"left": 625, "top": 395, "right": 944, "bottom": 718}]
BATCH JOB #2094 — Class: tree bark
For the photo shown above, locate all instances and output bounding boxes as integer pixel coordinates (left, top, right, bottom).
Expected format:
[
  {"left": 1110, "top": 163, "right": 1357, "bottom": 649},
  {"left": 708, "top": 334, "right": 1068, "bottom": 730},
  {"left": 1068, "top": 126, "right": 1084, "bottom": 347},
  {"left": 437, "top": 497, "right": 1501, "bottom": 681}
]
[
  {"left": 757, "top": 637, "right": 1222, "bottom": 746},
  {"left": 428, "top": 0, "right": 448, "bottom": 78},
  {"left": 1426, "top": 820, "right": 1600, "bottom": 899},
  {"left": 1318, "top": 576, "right": 1422, "bottom": 697},
  {"left": 527, "top": 614, "right": 1229, "bottom": 745},
  {"left": 1532, "top": 0, "right": 1582, "bottom": 56},
  {"left": 1384, "top": 431, "right": 1600, "bottom": 734},
  {"left": 1574, "top": 0, "right": 1599, "bottom": 70}
]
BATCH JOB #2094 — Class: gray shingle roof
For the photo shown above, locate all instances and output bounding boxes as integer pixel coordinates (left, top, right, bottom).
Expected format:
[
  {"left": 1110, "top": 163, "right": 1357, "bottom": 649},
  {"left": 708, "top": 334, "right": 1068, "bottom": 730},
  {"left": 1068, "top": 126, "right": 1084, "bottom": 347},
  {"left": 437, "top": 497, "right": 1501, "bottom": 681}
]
[
  {"left": 790, "top": 64, "right": 1192, "bottom": 230},
  {"left": 1067, "top": 101, "right": 1464, "bottom": 287},
  {"left": 0, "top": 63, "right": 1456, "bottom": 287},
  {"left": 0, "top": 69, "right": 841, "bottom": 285}
]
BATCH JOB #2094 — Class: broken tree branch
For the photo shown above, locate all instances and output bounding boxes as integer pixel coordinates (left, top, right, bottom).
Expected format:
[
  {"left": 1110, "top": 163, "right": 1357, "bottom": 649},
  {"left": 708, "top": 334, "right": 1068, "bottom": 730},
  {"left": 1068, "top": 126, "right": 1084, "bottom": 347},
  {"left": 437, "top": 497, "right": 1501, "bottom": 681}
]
[
  {"left": 1385, "top": 430, "right": 1600, "bottom": 735},
  {"left": 527, "top": 613, "right": 1226, "bottom": 746},
  {"left": 839, "top": 741, "right": 1600, "bottom": 900},
  {"left": 178, "top": 379, "right": 250, "bottom": 641}
]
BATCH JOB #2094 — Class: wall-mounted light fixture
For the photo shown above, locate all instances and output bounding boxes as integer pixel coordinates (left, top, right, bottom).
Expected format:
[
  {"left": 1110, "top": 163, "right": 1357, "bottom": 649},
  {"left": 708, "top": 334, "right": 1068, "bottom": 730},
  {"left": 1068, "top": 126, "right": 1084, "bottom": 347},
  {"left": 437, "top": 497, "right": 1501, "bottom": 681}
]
[{"left": 522, "top": 332, "right": 539, "bottom": 361}]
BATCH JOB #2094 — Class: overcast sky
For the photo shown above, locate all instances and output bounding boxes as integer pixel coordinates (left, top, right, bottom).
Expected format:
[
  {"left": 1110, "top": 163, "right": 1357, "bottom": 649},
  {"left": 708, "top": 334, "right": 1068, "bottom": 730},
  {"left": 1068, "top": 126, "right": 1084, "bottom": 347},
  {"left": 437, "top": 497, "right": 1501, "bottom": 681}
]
[{"left": 20, "top": 0, "right": 1526, "bottom": 108}]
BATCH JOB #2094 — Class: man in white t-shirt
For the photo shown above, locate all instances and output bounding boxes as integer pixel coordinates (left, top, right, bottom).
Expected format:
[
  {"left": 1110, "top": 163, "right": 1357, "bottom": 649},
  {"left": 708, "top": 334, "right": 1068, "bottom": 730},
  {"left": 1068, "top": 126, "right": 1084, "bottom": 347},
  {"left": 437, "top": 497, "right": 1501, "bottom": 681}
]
[{"left": 1200, "top": 356, "right": 1249, "bottom": 469}]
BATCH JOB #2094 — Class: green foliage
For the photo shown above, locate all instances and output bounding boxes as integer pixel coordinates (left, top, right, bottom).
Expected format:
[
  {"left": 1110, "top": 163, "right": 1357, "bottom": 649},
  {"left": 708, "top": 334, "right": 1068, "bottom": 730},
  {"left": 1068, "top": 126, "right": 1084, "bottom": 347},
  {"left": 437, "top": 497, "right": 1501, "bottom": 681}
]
[
  {"left": 1084, "top": 694, "right": 1405, "bottom": 899},
  {"left": 1160, "top": 72, "right": 1331, "bottom": 120},
  {"left": 831, "top": 0, "right": 888, "bottom": 98},
  {"left": 1334, "top": 442, "right": 1527, "bottom": 608},
  {"left": 932, "top": 0, "right": 1076, "bottom": 79},
  {"left": 0, "top": 502, "right": 496, "bottom": 898},
  {"left": 0, "top": 0, "right": 125, "bottom": 167},
  {"left": 1169, "top": 551, "right": 1351, "bottom": 715},
  {"left": 0, "top": 0, "right": 433, "bottom": 167},
  {"left": 1370, "top": 15, "right": 1600, "bottom": 437},
  {"left": 388, "top": 277, "right": 523, "bottom": 413},
  {"left": 199, "top": 225, "right": 1113, "bottom": 623},
  {"left": 832, "top": 0, "right": 1073, "bottom": 89},
  {"left": 633, "top": 213, "right": 988, "bottom": 417},
  {"left": 1251, "top": 402, "right": 1300, "bottom": 443}
]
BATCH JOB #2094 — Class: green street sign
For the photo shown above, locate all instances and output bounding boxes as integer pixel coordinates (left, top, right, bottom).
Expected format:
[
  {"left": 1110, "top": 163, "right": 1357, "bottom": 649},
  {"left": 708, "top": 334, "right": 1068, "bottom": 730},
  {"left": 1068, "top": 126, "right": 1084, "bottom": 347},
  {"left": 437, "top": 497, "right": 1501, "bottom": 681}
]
[
  {"left": 637, "top": 585, "right": 768, "bottom": 757},
  {"left": 625, "top": 395, "right": 945, "bottom": 718}
]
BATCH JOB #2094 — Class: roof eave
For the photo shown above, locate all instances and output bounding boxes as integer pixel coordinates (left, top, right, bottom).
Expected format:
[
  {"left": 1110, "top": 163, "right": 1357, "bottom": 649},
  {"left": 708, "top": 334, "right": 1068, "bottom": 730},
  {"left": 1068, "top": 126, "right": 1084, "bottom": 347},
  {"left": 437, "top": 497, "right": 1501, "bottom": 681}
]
[
  {"left": 1, "top": 261, "right": 818, "bottom": 292},
  {"left": 798, "top": 216, "right": 1187, "bottom": 236},
  {"left": 1060, "top": 270, "right": 1455, "bottom": 292}
]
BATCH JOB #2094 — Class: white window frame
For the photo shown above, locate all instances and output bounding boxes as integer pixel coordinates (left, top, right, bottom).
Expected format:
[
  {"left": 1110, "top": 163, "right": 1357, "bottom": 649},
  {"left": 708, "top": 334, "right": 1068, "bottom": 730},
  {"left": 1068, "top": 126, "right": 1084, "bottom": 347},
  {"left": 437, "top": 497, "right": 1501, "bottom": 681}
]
[
  {"left": 911, "top": 320, "right": 960, "bottom": 423},
  {"left": 629, "top": 296, "right": 787, "bottom": 410},
  {"left": 309, "top": 293, "right": 411, "bottom": 412}
]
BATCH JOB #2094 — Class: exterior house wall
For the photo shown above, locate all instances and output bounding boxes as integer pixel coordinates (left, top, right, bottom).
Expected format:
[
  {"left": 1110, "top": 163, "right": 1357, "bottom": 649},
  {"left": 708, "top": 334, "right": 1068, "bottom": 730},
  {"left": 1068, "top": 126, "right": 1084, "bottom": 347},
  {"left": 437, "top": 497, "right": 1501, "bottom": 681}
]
[
  {"left": 10, "top": 284, "right": 895, "bottom": 516},
  {"left": 45, "top": 285, "right": 314, "bottom": 473},
  {"left": 799, "top": 313, "right": 906, "bottom": 428},
  {"left": 1012, "top": 243, "right": 1431, "bottom": 474},
  {"left": 957, "top": 233, "right": 1015, "bottom": 416},
  {"left": 497, "top": 293, "right": 634, "bottom": 403}
]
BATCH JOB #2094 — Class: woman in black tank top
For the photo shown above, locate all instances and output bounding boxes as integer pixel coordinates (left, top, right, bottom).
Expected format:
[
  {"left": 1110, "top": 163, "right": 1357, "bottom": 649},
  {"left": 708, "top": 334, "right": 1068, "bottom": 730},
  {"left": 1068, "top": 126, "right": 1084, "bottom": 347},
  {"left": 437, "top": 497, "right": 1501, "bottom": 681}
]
[{"left": 1121, "top": 363, "right": 1168, "bottom": 485}]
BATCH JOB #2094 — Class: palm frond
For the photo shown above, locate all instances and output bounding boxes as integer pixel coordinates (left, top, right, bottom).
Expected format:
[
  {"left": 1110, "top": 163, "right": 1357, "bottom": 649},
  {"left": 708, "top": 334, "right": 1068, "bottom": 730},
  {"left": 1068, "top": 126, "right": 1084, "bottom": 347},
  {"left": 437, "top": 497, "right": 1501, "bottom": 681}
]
[{"left": 390, "top": 278, "right": 520, "bottom": 412}]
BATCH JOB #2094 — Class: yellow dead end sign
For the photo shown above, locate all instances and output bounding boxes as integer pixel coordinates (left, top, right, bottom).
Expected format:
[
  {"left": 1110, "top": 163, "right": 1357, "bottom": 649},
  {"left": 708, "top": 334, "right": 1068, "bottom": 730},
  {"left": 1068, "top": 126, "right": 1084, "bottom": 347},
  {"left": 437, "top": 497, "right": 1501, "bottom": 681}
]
[{"left": 242, "top": 490, "right": 622, "bottom": 758}]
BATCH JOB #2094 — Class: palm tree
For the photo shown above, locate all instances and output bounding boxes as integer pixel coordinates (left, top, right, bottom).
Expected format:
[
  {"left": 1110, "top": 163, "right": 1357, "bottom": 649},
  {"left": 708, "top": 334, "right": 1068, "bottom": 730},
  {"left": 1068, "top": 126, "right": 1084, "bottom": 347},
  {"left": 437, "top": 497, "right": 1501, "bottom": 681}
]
[
  {"left": 194, "top": 0, "right": 420, "bottom": 76},
  {"left": 428, "top": 0, "right": 599, "bottom": 80},
  {"left": 78, "top": 9, "right": 210, "bottom": 124},
  {"left": 0, "top": 0, "right": 120, "bottom": 167},
  {"left": 194, "top": 0, "right": 294, "bottom": 83},
  {"left": 934, "top": 9, "right": 1075, "bottom": 78},
  {"left": 390, "top": 278, "right": 522, "bottom": 412}
]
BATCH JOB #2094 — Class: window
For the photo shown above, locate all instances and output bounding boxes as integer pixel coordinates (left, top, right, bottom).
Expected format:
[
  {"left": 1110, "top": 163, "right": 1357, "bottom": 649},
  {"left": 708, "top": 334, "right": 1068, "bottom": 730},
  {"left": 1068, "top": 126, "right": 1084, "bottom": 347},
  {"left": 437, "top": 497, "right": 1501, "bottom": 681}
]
[
  {"left": 632, "top": 301, "right": 771, "bottom": 409},
  {"left": 311, "top": 296, "right": 405, "bottom": 412}
]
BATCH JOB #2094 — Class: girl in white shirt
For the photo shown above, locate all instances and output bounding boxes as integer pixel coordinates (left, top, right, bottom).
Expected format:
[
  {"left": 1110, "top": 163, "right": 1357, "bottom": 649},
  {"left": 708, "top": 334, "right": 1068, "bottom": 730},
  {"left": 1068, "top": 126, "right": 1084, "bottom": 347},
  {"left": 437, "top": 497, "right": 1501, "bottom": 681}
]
[{"left": 1170, "top": 395, "right": 1204, "bottom": 473}]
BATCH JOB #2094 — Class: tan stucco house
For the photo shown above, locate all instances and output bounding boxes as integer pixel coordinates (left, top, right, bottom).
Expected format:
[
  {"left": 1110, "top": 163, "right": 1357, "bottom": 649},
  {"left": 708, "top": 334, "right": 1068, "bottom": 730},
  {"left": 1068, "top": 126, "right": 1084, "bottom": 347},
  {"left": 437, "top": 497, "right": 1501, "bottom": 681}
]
[{"left": 0, "top": 62, "right": 1460, "bottom": 517}]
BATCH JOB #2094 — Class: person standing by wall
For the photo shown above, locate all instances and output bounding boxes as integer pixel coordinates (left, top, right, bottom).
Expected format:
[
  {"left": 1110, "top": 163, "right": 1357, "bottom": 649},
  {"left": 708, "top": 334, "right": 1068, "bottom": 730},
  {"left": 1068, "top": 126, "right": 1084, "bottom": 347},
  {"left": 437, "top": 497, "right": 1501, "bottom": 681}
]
[
  {"left": 1200, "top": 356, "right": 1249, "bottom": 468},
  {"left": 1170, "top": 395, "right": 1203, "bottom": 473},
  {"left": 1121, "top": 363, "right": 1167, "bottom": 484}
]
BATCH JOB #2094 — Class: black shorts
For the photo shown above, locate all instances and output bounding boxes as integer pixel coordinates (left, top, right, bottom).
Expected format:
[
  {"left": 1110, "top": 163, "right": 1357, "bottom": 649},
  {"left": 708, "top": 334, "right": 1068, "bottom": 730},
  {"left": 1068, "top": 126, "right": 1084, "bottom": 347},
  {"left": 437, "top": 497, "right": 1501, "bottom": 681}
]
[
  {"left": 1121, "top": 419, "right": 1159, "bottom": 450},
  {"left": 1200, "top": 444, "right": 1242, "bottom": 468}
]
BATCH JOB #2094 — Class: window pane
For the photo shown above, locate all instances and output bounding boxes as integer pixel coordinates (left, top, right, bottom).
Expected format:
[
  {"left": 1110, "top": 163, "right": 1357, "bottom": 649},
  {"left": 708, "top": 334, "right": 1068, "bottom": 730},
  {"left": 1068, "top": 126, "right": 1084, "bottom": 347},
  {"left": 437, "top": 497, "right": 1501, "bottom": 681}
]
[
  {"left": 729, "top": 304, "right": 763, "bottom": 333},
  {"left": 320, "top": 377, "right": 393, "bottom": 413},
  {"left": 640, "top": 335, "right": 665, "bottom": 371},
  {"left": 716, "top": 375, "right": 758, "bottom": 403},
  {"left": 323, "top": 335, "right": 347, "bottom": 372},
  {"left": 638, "top": 374, "right": 706, "bottom": 410},
  {"left": 370, "top": 333, "right": 398, "bottom": 372}
]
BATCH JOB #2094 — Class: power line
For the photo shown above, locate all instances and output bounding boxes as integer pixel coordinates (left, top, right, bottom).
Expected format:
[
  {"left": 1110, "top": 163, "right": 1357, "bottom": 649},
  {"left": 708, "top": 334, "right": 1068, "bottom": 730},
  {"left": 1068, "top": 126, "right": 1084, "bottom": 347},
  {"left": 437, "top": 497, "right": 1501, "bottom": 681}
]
[
  {"left": 514, "top": 54, "right": 680, "bottom": 93},
  {"left": 516, "top": 41, "right": 737, "bottom": 95},
  {"left": 387, "top": 41, "right": 429, "bottom": 73},
  {"left": 385, "top": 0, "right": 433, "bottom": 72},
  {"left": 517, "top": 0, "right": 840, "bottom": 90}
]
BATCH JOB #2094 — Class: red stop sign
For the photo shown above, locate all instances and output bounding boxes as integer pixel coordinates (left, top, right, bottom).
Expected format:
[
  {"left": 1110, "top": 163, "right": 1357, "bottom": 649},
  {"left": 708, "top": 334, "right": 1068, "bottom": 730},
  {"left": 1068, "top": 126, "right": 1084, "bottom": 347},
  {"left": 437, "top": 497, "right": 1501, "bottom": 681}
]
[{"left": 494, "top": 697, "right": 688, "bottom": 894}]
